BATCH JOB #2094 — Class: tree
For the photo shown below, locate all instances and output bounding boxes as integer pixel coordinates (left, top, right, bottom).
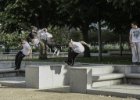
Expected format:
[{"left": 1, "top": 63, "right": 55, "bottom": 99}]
[
  {"left": 105, "top": 0, "right": 140, "bottom": 55},
  {"left": 0, "top": 0, "right": 61, "bottom": 59},
  {"left": 56, "top": 0, "right": 110, "bottom": 57}
]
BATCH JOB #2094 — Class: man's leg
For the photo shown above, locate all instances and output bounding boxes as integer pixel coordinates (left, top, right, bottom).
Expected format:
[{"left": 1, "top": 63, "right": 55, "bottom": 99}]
[
  {"left": 56, "top": 45, "right": 61, "bottom": 56},
  {"left": 71, "top": 52, "right": 79, "bottom": 66},
  {"left": 65, "top": 47, "right": 73, "bottom": 65},
  {"left": 15, "top": 52, "right": 25, "bottom": 70},
  {"left": 15, "top": 51, "right": 22, "bottom": 68},
  {"left": 137, "top": 42, "right": 140, "bottom": 63},
  {"left": 131, "top": 43, "right": 138, "bottom": 64}
]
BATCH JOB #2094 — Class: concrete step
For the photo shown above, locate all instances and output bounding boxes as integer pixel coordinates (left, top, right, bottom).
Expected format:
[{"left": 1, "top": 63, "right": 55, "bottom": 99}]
[
  {"left": 72, "top": 65, "right": 115, "bottom": 75},
  {"left": 126, "top": 73, "right": 140, "bottom": 78},
  {"left": 0, "top": 77, "right": 25, "bottom": 87},
  {"left": 87, "top": 84, "right": 140, "bottom": 99},
  {"left": 126, "top": 73, "right": 140, "bottom": 85},
  {"left": 0, "top": 68, "right": 25, "bottom": 78},
  {"left": 91, "top": 65, "right": 114, "bottom": 75},
  {"left": 131, "top": 66, "right": 140, "bottom": 73},
  {"left": 92, "top": 73, "right": 125, "bottom": 81},
  {"left": 92, "top": 79, "right": 122, "bottom": 87}
]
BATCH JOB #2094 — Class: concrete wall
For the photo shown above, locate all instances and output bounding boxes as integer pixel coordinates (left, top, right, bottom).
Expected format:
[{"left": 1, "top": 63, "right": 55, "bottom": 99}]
[{"left": 25, "top": 65, "right": 69, "bottom": 89}]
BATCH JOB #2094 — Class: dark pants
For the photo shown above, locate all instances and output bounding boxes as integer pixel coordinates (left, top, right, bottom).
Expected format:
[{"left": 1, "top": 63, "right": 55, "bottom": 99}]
[
  {"left": 46, "top": 39, "right": 61, "bottom": 52},
  {"left": 15, "top": 51, "right": 25, "bottom": 69},
  {"left": 66, "top": 48, "right": 78, "bottom": 66}
]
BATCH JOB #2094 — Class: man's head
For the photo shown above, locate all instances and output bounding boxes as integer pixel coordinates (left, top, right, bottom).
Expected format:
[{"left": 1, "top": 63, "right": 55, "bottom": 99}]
[
  {"left": 43, "top": 28, "right": 47, "bottom": 32},
  {"left": 31, "top": 26, "right": 38, "bottom": 32},
  {"left": 131, "top": 21, "right": 138, "bottom": 29}
]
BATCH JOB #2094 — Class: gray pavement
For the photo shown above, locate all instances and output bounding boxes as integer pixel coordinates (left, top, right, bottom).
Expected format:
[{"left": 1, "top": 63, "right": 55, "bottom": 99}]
[{"left": 88, "top": 85, "right": 140, "bottom": 99}]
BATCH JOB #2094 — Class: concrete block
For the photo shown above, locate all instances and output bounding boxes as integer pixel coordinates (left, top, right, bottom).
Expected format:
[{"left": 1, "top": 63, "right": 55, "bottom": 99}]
[
  {"left": 70, "top": 67, "right": 92, "bottom": 93},
  {"left": 25, "top": 65, "right": 69, "bottom": 89}
]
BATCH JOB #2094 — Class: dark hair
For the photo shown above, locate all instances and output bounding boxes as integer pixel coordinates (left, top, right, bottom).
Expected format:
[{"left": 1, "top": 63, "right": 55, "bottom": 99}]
[
  {"left": 26, "top": 37, "right": 31, "bottom": 42},
  {"left": 131, "top": 21, "right": 138, "bottom": 26}
]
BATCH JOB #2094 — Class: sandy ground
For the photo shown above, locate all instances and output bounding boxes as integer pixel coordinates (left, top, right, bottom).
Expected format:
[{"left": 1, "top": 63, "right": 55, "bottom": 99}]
[{"left": 0, "top": 86, "right": 137, "bottom": 100}]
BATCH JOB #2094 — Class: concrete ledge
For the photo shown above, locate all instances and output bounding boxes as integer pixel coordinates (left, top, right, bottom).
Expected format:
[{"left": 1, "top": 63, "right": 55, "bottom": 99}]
[
  {"left": 0, "top": 77, "right": 25, "bottom": 87},
  {"left": 126, "top": 73, "right": 140, "bottom": 78},
  {"left": 125, "top": 73, "right": 140, "bottom": 85},
  {"left": 92, "top": 73, "right": 125, "bottom": 81},
  {"left": 92, "top": 79, "right": 122, "bottom": 87},
  {"left": 92, "top": 65, "right": 114, "bottom": 75},
  {"left": 0, "top": 69, "right": 25, "bottom": 78},
  {"left": 25, "top": 65, "right": 69, "bottom": 89},
  {"left": 87, "top": 85, "right": 140, "bottom": 99}
]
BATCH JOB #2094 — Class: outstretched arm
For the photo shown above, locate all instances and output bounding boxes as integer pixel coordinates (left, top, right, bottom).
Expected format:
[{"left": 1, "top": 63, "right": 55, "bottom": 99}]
[{"left": 80, "top": 41, "right": 91, "bottom": 48}]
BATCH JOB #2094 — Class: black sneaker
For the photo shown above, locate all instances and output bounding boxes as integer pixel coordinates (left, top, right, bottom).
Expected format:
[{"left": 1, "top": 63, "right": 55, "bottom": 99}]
[
  {"left": 11, "top": 66, "right": 15, "bottom": 68},
  {"left": 65, "top": 61, "right": 71, "bottom": 65},
  {"left": 137, "top": 62, "right": 140, "bottom": 65},
  {"left": 14, "top": 68, "right": 20, "bottom": 70}
]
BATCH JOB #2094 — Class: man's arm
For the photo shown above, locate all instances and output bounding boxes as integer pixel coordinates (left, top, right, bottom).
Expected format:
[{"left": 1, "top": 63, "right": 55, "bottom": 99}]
[
  {"left": 129, "top": 32, "right": 132, "bottom": 43},
  {"left": 129, "top": 31, "right": 134, "bottom": 47},
  {"left": 80, "top": 41, "right": 91, "bottom": 48},
  {"left": 28, "top": 47, "right": 32, "bottom": 59}
]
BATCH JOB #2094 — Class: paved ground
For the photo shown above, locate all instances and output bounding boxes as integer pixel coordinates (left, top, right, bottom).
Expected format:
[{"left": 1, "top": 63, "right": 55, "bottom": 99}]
[
  {"left": 0, "top": 86, "right": 137, "bottom": 100},
  {"left": 0, "top": 77, "right": 137, "bottom": 100}
]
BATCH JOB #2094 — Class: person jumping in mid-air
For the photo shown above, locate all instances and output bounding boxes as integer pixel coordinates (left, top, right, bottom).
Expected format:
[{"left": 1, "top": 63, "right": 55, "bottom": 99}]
[
  {"left": 15, "top": 38, "right": 32, "bottom": 70},
  {"left": 65, "top": 39, "right": 90, "bottom": 66}
]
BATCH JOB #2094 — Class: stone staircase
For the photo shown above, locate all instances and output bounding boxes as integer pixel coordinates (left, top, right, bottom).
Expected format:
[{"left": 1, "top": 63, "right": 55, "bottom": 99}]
[
  {"left": 70, "top": 64, "right": 140, "bottom": 99},
  {"left": 91, "top": 66, "right": 125, "bottom": 87},
  {"left": 0, "top": 67, "right": 25, "bottom": 87}
]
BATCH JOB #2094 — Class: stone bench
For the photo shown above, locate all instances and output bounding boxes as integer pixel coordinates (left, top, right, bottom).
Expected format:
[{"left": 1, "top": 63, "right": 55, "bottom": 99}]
[{"left": 25, "top": 64, "right": 69, "bottom": 89}]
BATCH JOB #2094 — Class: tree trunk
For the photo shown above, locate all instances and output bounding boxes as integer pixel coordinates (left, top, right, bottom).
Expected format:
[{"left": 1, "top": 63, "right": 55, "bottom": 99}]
[
  {"left": 39, "top": 40, "right": 47, "bottom": 59},
  {"left": 81, "top": 26, "right": 91, "bottom": 57},
  {"left": 119, "top": 33, "right": 123, "bottom": 56},
  {"left": 97, "top": 21, "right": 102, "bottom": 62}
]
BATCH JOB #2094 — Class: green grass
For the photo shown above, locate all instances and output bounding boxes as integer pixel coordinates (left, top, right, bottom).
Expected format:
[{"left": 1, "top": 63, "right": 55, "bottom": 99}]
[
  {"left": 1, "top": 55, "right": 132, "bottom": 65},
  {"left": 29, "top": 55, "right": 132, "bottom": 65}
]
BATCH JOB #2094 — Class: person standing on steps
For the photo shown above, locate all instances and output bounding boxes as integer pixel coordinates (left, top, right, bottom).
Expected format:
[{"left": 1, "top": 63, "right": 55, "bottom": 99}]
[
  {"left": 14, "top": 38, "right": 32, "bottom": 70},
  {"left": 129, "top": 21, "right": 140, "bottom": 65}
]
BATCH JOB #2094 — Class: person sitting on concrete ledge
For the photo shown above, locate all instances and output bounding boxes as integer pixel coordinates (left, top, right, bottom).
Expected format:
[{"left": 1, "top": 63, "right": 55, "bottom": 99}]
[{"left": 65, "top": 39, "right": 90, "bottom": 66}]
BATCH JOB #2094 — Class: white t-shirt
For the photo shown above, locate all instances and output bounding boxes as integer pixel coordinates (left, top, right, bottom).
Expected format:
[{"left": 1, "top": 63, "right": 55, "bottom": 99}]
[
  {"left": 45, "top": 32, "right": 53, "bottom": 38},
  {"left": 38, "top": 30, "right": 53, "bottom": 40},
  {"left": 32, "top": 38, "right": 40, "bottom": 46},
  {"left": 130, "top": 28, "right": 140, "bottom": 42},
  {"left": 70, "top": 41, "right": 85, "bottom": 53},
  {"left": 21, "top": 41, "right": 31, "bottom": 56}
]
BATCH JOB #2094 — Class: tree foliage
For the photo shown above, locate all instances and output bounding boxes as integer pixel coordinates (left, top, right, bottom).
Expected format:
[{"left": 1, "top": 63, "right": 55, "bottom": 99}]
[
  {"left": 1, "top": 0, "right": 140, "bottom": 56},
  {"left": 0, "top": 0, "right": 60, "bottom": 33},
  {"left": 106, "top": 0, "right": 140, "bottom": 33}
]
